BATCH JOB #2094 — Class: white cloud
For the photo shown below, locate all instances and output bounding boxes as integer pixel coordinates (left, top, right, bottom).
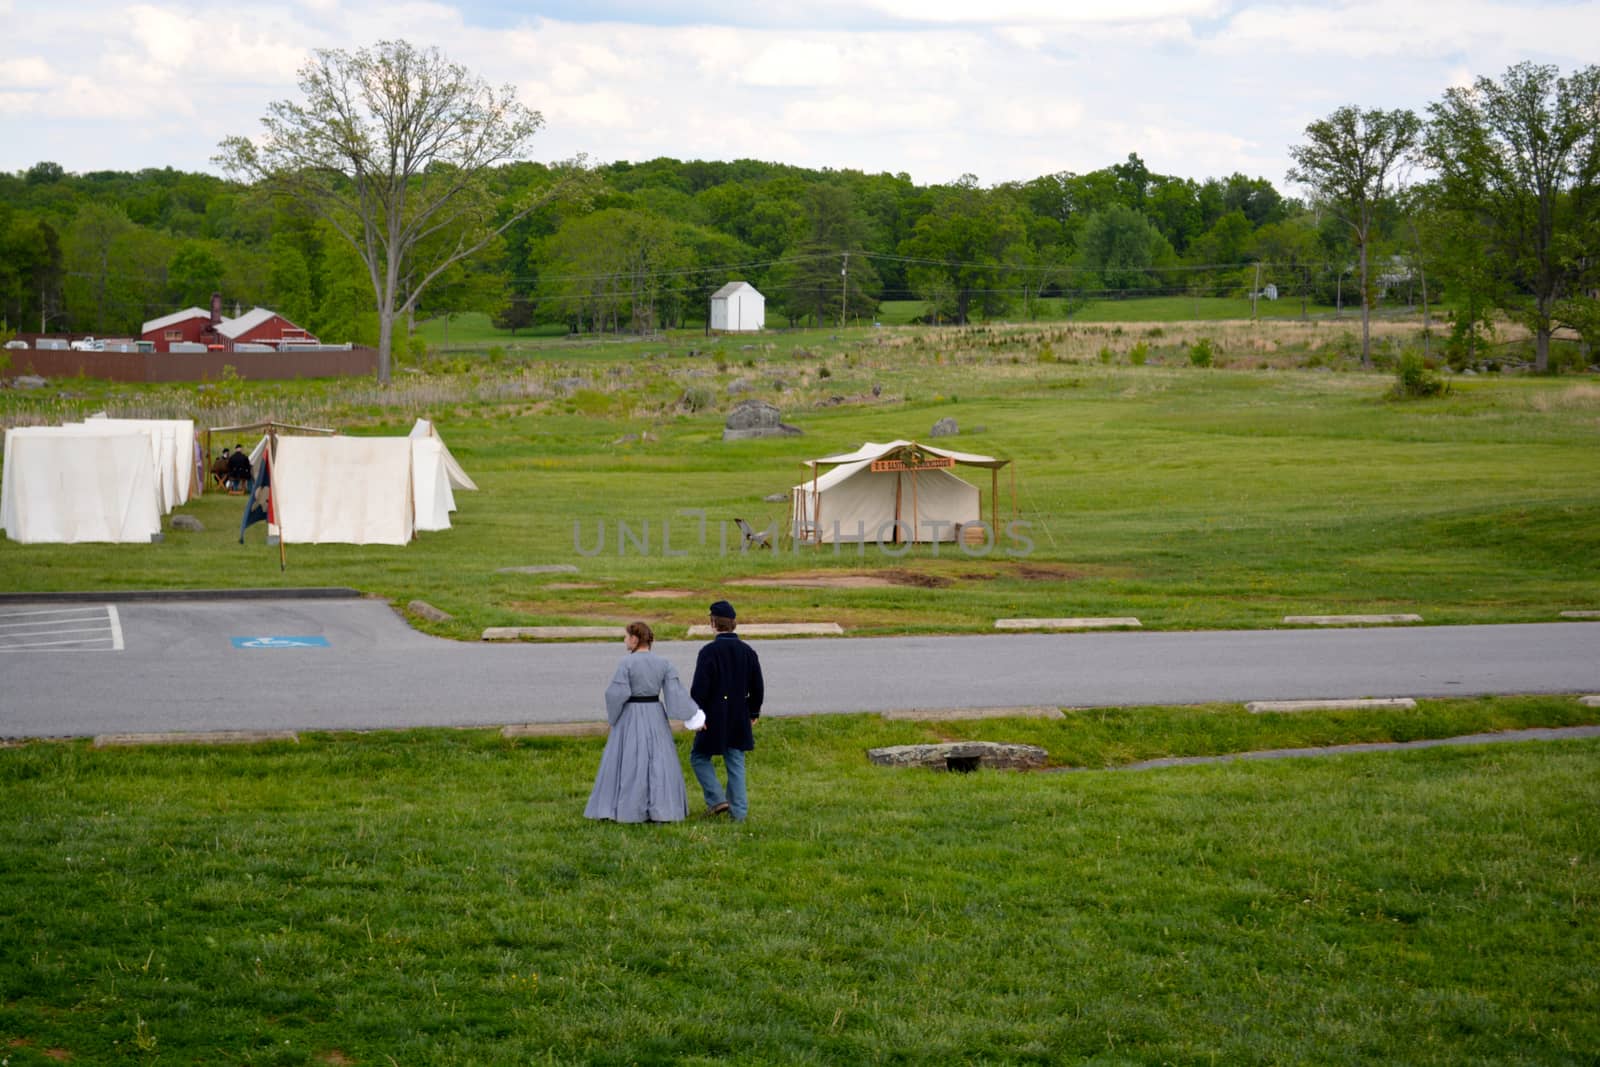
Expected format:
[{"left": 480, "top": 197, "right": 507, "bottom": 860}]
[{"left": 3, "top": 0, "right": 1597, "bottom": 188}]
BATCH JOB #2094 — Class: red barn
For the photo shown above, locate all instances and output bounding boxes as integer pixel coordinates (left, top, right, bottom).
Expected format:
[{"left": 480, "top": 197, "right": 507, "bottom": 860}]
[{"left": 140, "top": 292, "right": 319, "bottom": 353}]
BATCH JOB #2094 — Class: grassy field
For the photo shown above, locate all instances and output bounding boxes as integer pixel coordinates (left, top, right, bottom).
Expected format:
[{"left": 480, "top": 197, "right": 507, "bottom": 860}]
[
  {"left": 2, "top": 319, "right": 1596, "bottom": 641},
  {"left": 1, "top": 698, "right": 1597, "bottom": 1065},
  {"left": 3, "top": 319, "right": 1599, "bottom": 1064}
]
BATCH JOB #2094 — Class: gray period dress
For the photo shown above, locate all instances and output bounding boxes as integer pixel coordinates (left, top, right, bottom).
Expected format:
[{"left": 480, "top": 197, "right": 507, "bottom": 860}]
[{"left": 583, "top": 650, "right": 692, "bottom": 823}]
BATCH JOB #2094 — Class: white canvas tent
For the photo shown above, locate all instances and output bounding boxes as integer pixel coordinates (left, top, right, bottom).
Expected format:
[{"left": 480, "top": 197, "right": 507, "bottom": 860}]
[
  {"left": 409, "top": 419, "right": 477, "bottom": 491},
  {"left": 792, "top": 440, "right": 1011, "bottom": 545},
  {"left": 0, "top": 426, "right": 163, "bottom": 543},
  {"left": 84, "top": 416, "right": 198, "bottom": 509},
  {"left": 271, "top": 436, "right": 415, "bottom": 545},
  {"left": 410, "top": 436, "right": 455, "bottom": 532}
]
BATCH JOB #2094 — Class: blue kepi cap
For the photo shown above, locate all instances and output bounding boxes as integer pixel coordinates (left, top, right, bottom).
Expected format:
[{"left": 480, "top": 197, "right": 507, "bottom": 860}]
[{"left": 709, "top": 600, "right": 736, "bottom": 619}]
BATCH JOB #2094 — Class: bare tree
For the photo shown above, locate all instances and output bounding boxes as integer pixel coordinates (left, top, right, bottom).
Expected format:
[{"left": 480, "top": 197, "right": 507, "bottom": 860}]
[
  {"left": 217, "top": 40, "right": 581, "bottom": 384},
  {"left": 1288, "top": 105, "right": 1422, "bottom": 366}
]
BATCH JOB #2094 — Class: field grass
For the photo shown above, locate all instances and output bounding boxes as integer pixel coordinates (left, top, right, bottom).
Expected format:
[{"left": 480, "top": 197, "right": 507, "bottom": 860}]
[
  {"left": 4, "top": 318, "right": 1599, "bottom": 1064},
  {"left": 2, "top": 320, "right": 1597, "bottom": 641},
  {"left": 1, "top": 700, "right": 1596, "bottom": 1065}
]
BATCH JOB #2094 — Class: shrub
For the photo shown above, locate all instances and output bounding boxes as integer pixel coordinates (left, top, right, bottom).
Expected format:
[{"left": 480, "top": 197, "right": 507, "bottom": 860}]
[
  {"left": 1037, "top": 343, "right": 1055, "bottom": 363},
  {"left": 487, "top": 345, "right": 506, "bottom": 364},
  {"left": 1189, "top": 338, "right": 1214, "bottom": 368},
  {"left": 1098, "top": 346, "right": 1115, "bottom": 364},
  {"left": 679, "top": 386, "right": 713, "bottom": 412},
  {"left": 818, "top": 366, "right": 832, "bottom": 379},
  {"left": 1391, "top": 352, "right": 1447, "bottom": 398},
  {"left": 1129, "top": 342, "right": 1149, "bottom": 366}
]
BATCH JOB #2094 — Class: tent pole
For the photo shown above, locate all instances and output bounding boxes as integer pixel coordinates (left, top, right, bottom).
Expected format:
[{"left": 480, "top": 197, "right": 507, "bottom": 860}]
[
  {"left": 811, "top": 464, "right": 820, "bottom": 546},
  {"left": 910, "top": 468, "right": 919, "bottom": 546},
  {"left": 992, "top": 467, "right": 998, "bottom": 534},
  {"left": 1010, "top": 463, "right": 1017, "bottom": 519}
]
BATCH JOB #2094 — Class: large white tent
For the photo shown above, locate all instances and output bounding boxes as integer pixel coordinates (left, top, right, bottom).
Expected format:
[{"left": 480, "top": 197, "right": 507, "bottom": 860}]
[
  {"left": 409, "top": 418, "right": 477, "bottom": 491},
  {"left": 271, "top": 436, "right": 415, "bottom": 545},
  {"left": 407, "top": 419, "right": 477, "bottom": 532},
  {"left": 84, "top": 416, "right": 199, "bottom": 510},
  {"left": 0, "top": 426, "right": 163, "bottom": 543},
  {"left": 791, "top": 440, "right": 1010, "bottom": 545}
]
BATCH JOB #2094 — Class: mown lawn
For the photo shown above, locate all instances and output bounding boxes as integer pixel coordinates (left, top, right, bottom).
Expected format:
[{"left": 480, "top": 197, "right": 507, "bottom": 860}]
[
  {"left": 3, "top": 323, "right": 1597, "bottom": 641},
  {"left": 1, "top": 700, "right": 1596, "bottom": 1065}
]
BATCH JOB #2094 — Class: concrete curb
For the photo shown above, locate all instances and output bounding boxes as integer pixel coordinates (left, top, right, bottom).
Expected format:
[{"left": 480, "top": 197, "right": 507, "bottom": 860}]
[
  {"left": 1051, "top": 724, "right": 1600, "bottom": 773},
  {"left": 93, "top": 730, "right": 300, "bottom": 747},
  {"left": 0, "top": 587, "right": 363, "bottom": 605}
]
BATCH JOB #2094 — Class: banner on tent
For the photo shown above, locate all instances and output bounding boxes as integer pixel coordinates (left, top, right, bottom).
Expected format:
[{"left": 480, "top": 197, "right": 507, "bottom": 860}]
[{"left": 870, "top": 456, "right": 954, "bottom": 472}]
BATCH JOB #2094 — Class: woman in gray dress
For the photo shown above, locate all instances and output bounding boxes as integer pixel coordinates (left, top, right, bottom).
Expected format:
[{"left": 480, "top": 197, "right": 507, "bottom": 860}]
[{"left": 584, "top": 621, "right": 693, "bottom": 823}]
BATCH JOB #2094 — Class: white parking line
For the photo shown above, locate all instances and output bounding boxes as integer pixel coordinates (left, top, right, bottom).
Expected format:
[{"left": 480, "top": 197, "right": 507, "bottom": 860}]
[{"left": 0, "top": 604, "right": 121, "bottom": 652}]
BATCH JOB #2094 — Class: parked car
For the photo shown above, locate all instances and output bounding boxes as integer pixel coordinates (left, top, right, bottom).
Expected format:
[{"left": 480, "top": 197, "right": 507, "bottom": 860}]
[{"left": 2, "top": 339, "right": 27, "bottom": 350}]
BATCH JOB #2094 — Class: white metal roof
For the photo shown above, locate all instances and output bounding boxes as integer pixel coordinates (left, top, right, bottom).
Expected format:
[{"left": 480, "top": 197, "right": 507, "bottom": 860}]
[
  {"left": 216, "top": 307, "right": 279, "bottom": 339},
  {"left": 711, "top": 281, "right": 759, "bottom": 299},
  {"left": 140, "top": 307, "right": 210, "bottom": 334}
]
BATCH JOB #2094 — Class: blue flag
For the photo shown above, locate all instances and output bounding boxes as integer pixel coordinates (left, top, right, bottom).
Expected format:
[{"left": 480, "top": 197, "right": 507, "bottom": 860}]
[{"left": 238, "top": 447, "right": 273, "bottom": 543}]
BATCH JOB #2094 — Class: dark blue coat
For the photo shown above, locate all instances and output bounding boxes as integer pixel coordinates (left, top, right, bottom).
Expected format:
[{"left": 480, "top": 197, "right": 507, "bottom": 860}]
[{"left": 690, "top": 633, "right": 763, "bottom": 755}]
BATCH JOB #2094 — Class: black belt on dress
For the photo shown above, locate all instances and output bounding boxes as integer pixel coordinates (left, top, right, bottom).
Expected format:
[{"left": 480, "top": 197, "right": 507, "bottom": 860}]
[{"left": 623, "top": 694, "right": 661, "bottom": 704}]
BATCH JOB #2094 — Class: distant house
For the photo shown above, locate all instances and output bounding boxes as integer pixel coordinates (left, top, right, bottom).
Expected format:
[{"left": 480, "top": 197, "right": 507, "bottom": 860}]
[
  {"left": 709, "top": 281, "right": 764, "bottom": 333},
  {"left": 140, "top": 293, "right": 319, "bottom": 353}
]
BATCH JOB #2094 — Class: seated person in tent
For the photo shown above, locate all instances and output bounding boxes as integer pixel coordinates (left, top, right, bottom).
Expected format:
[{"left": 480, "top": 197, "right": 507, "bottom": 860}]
[
  {"left": 225, "top": 444, "right": 252, "bottom": 491},
  {"left": 210, "top": 448, "right": 232, "bottom": 487}
]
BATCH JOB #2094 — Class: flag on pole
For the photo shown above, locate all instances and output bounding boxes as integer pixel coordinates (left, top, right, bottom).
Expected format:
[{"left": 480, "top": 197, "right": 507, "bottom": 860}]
[{"left": 239, "top": 444, "right": 274, "bottom": 543}]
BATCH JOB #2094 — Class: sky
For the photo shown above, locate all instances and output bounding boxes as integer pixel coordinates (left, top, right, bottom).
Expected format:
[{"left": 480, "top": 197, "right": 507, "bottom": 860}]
[{"left": 2, "top": 0, "right": 1596, "bottom": 192}]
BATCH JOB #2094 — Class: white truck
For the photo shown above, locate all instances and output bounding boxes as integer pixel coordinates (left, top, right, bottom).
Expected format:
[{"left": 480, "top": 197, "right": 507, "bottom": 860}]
[{"left": 69, "top": 336, "right": 105, "bottom": 351}]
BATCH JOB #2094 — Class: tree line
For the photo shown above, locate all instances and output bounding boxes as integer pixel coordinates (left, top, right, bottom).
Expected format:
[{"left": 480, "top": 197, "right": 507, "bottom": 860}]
[{"left": 2, "top": 42, "right": 1594, "bottom": 382}]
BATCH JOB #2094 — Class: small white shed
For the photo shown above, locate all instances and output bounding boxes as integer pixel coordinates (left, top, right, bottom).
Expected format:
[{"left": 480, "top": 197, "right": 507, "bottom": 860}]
[{"left": 710, "top": 281, "right": 765, "bottom": 333}]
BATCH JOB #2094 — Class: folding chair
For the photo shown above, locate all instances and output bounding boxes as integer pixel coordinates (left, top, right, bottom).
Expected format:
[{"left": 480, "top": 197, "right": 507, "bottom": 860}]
[{"left": 733, "top": 517, "right": 772, "bottom": 550}]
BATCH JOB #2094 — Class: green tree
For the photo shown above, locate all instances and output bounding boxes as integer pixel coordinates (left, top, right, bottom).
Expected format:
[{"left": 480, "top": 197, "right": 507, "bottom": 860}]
[
  {"left": 1426, "top": 61, "right": 1600, "bottom": 371},
  {"left": 1288, "top": 105, "right": 1423, "bottom": 365},
  {"left": 899, "top": 180, "right": 1029, "bottom": 323},
  {"left": 218, "top": 39, "right": 579, "bottom": 384},
  {"left": 770, "top": 184, "right": 882, "bottom": 327},
  {"left": 1072, "top": 203, "right": 1177, "bottom": 293},
  {"left": 168, "top": 241, "right": 226, "bottom": 307}
]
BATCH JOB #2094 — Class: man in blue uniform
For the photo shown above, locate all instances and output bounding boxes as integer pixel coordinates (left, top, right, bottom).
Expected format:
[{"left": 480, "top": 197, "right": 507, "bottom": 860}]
[{"left": 689, "top": 600, "right": 764, "bottom": 821}]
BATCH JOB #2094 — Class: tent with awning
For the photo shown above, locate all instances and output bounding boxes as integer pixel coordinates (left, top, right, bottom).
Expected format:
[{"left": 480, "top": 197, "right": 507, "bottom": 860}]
[
  {"left": 407, "top": 419, "right": 477, "bottom": 532},
  {"left": 791, "top": 440, "right": 1011, "bottom": 545}
]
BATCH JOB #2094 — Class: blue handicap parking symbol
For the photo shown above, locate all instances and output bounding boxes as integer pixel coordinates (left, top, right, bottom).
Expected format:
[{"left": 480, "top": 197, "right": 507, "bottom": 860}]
[{"left": 231, "top": 636, "right": 331, "bottom": 649}]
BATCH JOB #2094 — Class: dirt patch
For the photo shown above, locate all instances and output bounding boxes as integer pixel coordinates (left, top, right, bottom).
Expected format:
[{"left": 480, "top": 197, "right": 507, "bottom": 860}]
[
  {"left": 44, "top": 1051, "right": 73, "bottom": 1063},
  {"left": 1010, "top": 563, "right": 1084, "bottom": 582},
  {"left": 727, "top": 569, "right": 951, "bottom": 589},
  {"left": 624, "top": 589, "right": 696, "bottom": 599},
  {"left": 317, "top": 1053, "right": 355, "bottom": 1067},
  {"left": 544, "top": 582, "right": 601, "bottom": 590}
]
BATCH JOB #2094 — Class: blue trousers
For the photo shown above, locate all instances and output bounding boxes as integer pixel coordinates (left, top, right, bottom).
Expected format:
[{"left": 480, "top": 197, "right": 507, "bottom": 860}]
[{"left": 690, "top": 748, "right": 747, "bottom": 821}]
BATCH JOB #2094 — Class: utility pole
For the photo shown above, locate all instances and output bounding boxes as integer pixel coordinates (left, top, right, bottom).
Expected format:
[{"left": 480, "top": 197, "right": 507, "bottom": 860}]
[
  {"left": 1252, "top": 262, "right": 1261, "bottom": 321},
  {"left": 840, "top": 252, "right": 849, "bottom": 328}
]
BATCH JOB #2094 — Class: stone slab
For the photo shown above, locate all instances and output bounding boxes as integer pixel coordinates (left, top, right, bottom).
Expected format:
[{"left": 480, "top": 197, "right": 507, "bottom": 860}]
[
  {"left": 1246, "top": 698, "right": 1418, "bottom": 714},
  {"left": 880, "top": 705, "right": 1064, "bottom": 722},
  {"left": 866, "top": 741, "right": 1048, "bottom": 771},
  {"left": 1560, "top": 610, "right": 1600, "bottom": 619},
  {"left": 497, "top": 565, "right": 581, "bottom": 575},
  {"left": 93, "top": 730, "right": 298, "bottom": 748},
  {"left": 482, "top": 626, "right": 620, "bottom": 640},
  {"left": 995, "top": 617, "right": 1141, "bottom": 630},
  {"left": 686, "top": 622, "right": 844, "bottom": 637},
  {"left": 1580, "top": 696, "right": 1600, "bottom": 708},
  {"left": 1282, "top": 614, "right": 1423, "bottom": 625},
  {"left": 501, "top": 722, "right": 610, "bottom": 738},
  {"left": 408, "top": 599, "right": 453, "bottom": 623}
]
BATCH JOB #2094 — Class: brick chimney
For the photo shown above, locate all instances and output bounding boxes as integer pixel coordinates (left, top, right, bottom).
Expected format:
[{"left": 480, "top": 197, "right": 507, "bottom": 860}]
[{"left": 210, "top": 292, "right": 222, "bottom": 326}]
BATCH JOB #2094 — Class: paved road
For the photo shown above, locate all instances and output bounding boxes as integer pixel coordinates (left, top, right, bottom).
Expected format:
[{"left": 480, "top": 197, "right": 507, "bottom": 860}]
[{"left": 2, "top": 598, "right": 1598, "bottom": 738}]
